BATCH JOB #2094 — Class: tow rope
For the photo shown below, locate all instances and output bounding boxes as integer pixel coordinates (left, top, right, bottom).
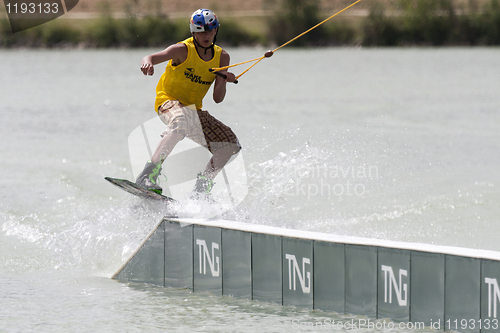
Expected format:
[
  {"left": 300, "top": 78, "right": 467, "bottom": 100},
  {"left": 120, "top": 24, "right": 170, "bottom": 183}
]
[{"left": 210, "top": 0, "right": 364, "bottom": 82}]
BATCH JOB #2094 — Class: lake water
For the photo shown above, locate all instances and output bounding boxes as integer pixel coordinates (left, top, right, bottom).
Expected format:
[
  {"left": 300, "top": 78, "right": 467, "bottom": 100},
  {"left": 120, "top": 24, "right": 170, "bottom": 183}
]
[{"left": 1, "top": 47, "right": 499, "bottom": 332}]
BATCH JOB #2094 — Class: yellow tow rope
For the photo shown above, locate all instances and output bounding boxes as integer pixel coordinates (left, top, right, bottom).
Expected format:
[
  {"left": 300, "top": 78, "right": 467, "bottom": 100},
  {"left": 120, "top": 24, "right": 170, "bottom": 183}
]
[{"left": 211, "top": 0, "right": 364, "bottom": 81}]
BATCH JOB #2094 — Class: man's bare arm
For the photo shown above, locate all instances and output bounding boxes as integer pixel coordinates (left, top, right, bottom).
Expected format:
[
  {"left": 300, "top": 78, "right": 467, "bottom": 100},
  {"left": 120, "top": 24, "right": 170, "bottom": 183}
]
[
  {"left": 140, "top": 44, "right": 187, "bottom": 76},
  {"left": 213, "top": 50, "right": 236, "bottom": 103}
]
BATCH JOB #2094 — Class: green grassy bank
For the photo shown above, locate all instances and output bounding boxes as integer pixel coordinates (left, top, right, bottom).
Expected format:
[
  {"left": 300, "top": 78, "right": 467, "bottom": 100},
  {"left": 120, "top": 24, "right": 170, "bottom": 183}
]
[{"left": 2, "top": 0, "right": 500, "bottom": 47}]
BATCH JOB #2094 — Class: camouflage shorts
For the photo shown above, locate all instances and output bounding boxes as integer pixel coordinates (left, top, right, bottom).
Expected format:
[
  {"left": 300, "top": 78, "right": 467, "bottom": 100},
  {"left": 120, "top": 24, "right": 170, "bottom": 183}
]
[{"left": 158, "top": 100, "right": 241, "bottom": 154}]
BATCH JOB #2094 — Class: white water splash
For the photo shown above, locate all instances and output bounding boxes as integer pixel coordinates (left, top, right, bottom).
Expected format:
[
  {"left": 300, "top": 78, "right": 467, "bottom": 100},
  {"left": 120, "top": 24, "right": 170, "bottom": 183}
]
[{"left": 0, "top": 199, "right": 168, "bottom": 275}]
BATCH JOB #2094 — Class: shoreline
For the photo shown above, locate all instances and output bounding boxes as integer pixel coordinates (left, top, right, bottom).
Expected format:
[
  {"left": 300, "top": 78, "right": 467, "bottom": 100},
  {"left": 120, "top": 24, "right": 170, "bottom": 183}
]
[{"left": 2, "top": 0, "right": 500, "bottom": 48}]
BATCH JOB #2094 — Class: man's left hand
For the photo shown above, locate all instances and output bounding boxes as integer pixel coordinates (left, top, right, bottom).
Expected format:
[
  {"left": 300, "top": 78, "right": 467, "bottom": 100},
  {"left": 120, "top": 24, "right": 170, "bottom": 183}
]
[{"left": 224, "top": 72, "right": 236, "bottom": 83}]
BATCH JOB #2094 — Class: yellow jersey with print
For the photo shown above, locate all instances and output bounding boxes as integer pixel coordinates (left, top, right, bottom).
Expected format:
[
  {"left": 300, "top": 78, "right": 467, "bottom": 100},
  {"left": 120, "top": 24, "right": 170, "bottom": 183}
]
[{"left": 154, "top": 37, "right": 221, "bottom": 112}]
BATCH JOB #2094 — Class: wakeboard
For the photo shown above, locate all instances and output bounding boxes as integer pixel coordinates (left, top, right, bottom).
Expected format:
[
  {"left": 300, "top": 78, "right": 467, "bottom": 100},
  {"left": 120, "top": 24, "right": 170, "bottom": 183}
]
[{"left": 104, "top": 177, "right": 177, "bottom": 204}]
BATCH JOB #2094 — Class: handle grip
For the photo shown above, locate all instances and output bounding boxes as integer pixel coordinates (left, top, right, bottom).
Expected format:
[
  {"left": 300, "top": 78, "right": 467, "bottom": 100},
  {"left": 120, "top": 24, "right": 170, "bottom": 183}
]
[{"left": 209, "top": 69, "right": 238, "bottom": 84}]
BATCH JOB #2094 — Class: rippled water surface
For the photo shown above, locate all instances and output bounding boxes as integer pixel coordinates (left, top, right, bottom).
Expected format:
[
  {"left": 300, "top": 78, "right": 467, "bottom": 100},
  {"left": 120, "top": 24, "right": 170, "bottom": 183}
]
[{"left": 1, "top": 47, "right": 499, "bottom": 332}]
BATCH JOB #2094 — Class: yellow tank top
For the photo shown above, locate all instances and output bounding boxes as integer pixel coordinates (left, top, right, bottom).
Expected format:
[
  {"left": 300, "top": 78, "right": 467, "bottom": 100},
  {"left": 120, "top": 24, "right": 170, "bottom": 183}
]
[{"left": 154, "top": 37, "right": 222, "bottom": 112}]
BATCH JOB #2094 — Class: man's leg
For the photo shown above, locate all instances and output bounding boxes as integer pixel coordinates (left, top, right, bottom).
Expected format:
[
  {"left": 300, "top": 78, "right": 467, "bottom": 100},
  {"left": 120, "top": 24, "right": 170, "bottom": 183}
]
[
  {"left": 190, "top": 110, "right": 241, "bottom": 198},
  {"left": 136, "top": 100, "right": 187, "bottom": 193},
  {"left": 190, "top": 145, "right": 238, "bottom": 196},
  {"left": 151, "top": 132, "right": 183, "bottom": 164},
  {"left": 202, "top": 146, "right": 239, "bottom": 180}
]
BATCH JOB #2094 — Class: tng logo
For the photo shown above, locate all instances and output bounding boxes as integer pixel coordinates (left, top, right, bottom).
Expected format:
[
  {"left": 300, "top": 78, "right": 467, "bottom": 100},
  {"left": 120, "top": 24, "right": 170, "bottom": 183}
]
[
  {"left": 381, "top": 265, "right": 408, "bottom": 306},
  {"left": 285, "top": 254, "right": 311, "bottom": 294},
  {"left": 196, "top": 239, "right": 220, "bottom": 277},
  {"left": 486, "top": 277, "right": 500, "bottom": 318}
]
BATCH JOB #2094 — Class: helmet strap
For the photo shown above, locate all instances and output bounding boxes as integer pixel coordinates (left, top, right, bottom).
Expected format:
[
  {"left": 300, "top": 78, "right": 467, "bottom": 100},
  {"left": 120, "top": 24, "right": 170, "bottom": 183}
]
[{"left": 192, "top": 29, "right": 218, "bottom": 56}]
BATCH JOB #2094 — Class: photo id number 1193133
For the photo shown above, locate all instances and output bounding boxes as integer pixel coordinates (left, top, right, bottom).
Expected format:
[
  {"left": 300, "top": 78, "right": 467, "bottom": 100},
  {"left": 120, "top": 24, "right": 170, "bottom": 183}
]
[
  {"left": 445, "top": 319, "right": 499, "bottom": 331},
  {"left": 5, "top": 2, "right": 60, "bottom": 14}
]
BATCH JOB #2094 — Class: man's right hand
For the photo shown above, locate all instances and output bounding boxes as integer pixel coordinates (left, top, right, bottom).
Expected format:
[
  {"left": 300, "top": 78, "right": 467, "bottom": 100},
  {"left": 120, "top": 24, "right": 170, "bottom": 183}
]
[{"left": 141, "top": 62, "right": 154, "bottom": 76}]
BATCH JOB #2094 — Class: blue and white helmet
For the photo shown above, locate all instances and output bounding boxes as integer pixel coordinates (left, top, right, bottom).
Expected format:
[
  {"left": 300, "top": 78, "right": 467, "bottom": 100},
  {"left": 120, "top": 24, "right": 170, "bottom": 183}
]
[{"left": 190, "top": 9, "right": 220, "bottom": 33}]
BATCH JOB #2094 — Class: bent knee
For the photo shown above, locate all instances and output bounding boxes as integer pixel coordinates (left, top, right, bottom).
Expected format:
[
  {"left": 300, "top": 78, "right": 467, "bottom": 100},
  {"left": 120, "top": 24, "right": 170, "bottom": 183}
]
[{"left": 232, "top": 143, "right": 242, "bottom": 155}]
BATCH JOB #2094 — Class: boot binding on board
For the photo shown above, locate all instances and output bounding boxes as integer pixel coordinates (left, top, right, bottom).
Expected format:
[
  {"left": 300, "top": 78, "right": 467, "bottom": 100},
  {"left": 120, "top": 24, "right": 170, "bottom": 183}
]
[
  {"left": 135, "top": 161, "right": 163, "bottom": 194},
  {"left": 189, "top": 173, "right": 215, "bottom": 202}
]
